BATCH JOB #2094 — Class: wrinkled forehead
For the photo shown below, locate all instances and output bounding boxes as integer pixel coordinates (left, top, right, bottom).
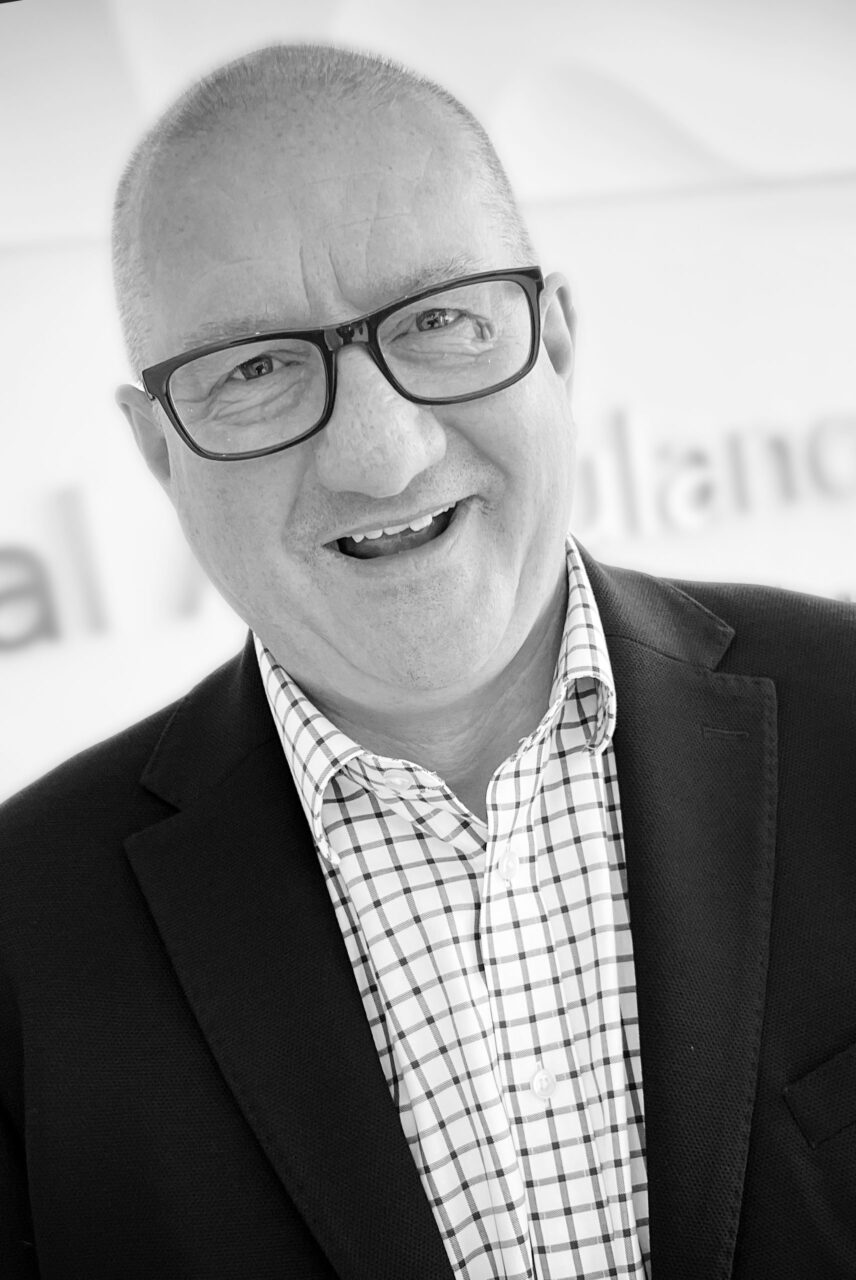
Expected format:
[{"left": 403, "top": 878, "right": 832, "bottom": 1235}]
[{"left": 140, "top": 96, "right": 503, "bottom": 357}]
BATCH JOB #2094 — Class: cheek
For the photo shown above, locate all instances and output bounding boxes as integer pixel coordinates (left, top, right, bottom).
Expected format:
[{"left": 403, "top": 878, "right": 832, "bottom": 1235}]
[
  {"left": 512, "top": 379, "right": 576, "bottom": 529},
  {"left": 170, "top": 460, "right": 270, "bottom": 580},
  {"left": 493, "top": 376, "right": 575, "bottom": 487},
  {"left": 446, "top": 383, "right": 538, "bottom": 474},
  {"left": 531, "top": 367, "right": 575, "bottom": 459}
]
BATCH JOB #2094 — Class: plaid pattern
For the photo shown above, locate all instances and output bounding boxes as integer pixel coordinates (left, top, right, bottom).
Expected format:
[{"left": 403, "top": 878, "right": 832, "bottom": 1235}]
[{"left": 254, "top": 537, "right": 650, "bottom": 1279}]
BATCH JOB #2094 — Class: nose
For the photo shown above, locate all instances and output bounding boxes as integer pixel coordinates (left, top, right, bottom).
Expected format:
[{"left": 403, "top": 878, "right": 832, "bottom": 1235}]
[{"left": 313, "top": 345, "right": 447, "bottom": 497}]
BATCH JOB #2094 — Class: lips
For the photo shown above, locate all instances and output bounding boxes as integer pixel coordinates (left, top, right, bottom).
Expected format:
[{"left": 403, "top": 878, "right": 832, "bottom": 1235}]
[{"left": 338, "top": 504, "right": 458, "bottom": 559}]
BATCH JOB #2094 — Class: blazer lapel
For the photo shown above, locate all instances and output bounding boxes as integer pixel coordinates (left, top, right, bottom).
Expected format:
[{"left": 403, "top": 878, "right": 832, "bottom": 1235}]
[
  {"left": 582, "top": 551, "right": 778, "bottom": 1280},
  {"left": 124, "top": 636, "right": 454, "bottom": 1280}
]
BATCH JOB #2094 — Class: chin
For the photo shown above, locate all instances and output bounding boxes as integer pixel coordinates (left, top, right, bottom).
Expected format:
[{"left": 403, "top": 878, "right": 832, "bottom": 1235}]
[{"left": 373, "top": 632, "right": 499, "bottom": 697}]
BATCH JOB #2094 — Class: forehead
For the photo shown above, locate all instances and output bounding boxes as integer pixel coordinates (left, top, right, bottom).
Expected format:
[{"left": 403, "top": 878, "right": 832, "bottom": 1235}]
[{"left": 143, "top": 96, "right": 508, "bottom": 357}]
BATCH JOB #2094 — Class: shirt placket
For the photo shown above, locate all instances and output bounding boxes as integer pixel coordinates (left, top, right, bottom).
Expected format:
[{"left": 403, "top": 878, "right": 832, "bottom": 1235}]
[
  {"left": 330, "top": 780, "right": 535, "bottom": 1280},
  {"left": 536, "top": 742, "right": 647, "bottom": 1278},
  {"left": 479, "top": 736, "right": 579, "bottom": 1277}
]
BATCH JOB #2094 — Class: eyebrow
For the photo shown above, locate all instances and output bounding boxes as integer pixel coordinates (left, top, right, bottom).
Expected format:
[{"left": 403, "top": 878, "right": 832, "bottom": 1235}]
[{"left": 179, "top": 253, "right": 486, "bottom": 351}]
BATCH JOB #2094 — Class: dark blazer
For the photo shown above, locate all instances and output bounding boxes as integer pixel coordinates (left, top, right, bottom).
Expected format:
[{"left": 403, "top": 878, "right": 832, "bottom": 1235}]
[{"left": 1, "top": 552, "right": 855, "bottom": 1280}]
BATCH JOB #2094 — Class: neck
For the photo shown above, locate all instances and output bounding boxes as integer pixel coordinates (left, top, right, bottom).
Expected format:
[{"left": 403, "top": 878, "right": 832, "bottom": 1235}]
[{"left": 305, "top": 567, "right": 569, "bottom": 821}]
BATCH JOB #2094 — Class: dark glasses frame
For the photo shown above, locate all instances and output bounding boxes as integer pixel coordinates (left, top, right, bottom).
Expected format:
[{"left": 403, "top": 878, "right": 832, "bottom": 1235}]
[{"left": 140, "top": 266, "right": 545, "bottom": 461}]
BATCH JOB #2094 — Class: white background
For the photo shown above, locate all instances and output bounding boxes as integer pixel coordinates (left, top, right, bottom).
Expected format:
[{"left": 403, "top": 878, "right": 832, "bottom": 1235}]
[{"left": 1, "top": 0, "right": 854, "bottom": 800}]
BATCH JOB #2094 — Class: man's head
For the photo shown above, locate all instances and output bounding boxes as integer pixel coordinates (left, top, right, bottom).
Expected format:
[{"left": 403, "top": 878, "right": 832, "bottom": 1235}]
[{"left": 114, "top": 43, "right": 577, "bottom": 719}]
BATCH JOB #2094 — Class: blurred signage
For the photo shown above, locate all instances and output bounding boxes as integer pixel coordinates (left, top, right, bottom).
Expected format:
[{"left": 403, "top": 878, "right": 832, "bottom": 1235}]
[
  {"left": 0, "top": 489, "right": 106, "bottom": 652},
  {"left": 574, "top": 408, "right": 856, "bottom": 540}
]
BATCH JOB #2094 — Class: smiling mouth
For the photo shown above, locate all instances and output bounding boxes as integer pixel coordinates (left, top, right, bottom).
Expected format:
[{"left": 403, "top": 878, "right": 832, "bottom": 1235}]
[{"left": 337, "top": 502, "right": 460, "bottom": 560}]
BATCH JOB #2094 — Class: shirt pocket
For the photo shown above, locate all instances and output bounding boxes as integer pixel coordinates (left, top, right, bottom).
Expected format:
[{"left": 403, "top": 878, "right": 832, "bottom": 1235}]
[{"left": 783, "top": 1042, "right": 856, "bottom": 1149}]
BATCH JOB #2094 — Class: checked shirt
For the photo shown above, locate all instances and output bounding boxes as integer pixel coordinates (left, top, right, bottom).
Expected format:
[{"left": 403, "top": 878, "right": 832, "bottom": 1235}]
[{"left": 254, "top": 537, "right": 651, "bottom": 1279}]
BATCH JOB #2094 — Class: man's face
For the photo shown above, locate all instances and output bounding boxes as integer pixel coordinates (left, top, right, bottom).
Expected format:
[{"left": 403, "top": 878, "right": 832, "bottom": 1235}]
[{"left": 119, "top": 96, "right": 577, "bottom": 712}]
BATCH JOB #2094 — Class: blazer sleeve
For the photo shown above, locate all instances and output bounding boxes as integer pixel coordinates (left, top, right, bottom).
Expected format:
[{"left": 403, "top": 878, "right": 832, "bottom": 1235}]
[
  {"left": 0, "top": 1098, "right": 39, "bottom": 1278},
  {"left": 0, "top": 806, "right": 40, "bottom": 1279}
]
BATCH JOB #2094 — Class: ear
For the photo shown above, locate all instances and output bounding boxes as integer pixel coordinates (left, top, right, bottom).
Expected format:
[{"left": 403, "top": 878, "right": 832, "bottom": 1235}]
[
  {"left": 115, "top": 384, "right": 172, "bottom": 492},
  {"left": 540, "top": 271, "right": 576, "bottom": 389}
]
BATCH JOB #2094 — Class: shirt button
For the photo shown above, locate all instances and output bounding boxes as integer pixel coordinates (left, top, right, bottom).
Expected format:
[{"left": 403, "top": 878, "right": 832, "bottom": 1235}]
[
  {"left": 497, "top": 848, "right": 520, "bottom": 883},
  {"left": 530, "top": 1067, "right": 557, "bottom": 1100},
  {"left": 384, "top": 769, "right": 413, "bottom": 791}
]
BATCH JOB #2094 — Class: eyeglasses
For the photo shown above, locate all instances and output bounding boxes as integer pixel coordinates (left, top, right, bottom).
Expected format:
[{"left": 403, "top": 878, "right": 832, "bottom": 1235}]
[{"left": 141, "top": 266, "right": 545, "bottom": 461}]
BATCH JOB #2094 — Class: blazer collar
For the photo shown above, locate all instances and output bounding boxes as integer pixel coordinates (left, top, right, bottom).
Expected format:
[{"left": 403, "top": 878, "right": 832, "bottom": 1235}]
[
  {"left": 139, "top": 636, "right": 277, "bottom": 812},
  {"left": 129, "top": 552, "right": 776, "bottom": 1280},
  {"left": 578, "top": 545, "right": 736, "bottom": 667}
]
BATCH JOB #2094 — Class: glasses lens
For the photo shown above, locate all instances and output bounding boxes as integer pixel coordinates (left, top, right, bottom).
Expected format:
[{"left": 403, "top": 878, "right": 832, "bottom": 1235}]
[
  {"left": 377, "top": 279, "right": 534, "bottom": 399},
  {"left": 168, "top": 338, "right": 326, "bottom": 455}
]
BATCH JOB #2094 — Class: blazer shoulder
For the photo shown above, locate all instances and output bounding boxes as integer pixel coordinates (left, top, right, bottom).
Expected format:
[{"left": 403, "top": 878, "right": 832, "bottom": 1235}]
[
  {"left": 0, "top": 693, "right": 182, "bottom": 859},
  {"left": 0, "top": 637, "right": 258, "bottom": 896},
  {"left": 666, "top": 576, "right": 856, "bottom": 741},
  {"left": 671, "top": 576, "right": 856, "bottom": 668}
]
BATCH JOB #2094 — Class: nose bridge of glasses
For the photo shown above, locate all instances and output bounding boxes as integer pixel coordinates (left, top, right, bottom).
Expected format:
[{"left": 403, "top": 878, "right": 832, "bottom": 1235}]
[{"left": 325, "top": 318, "right": 370, "bottom": 352}]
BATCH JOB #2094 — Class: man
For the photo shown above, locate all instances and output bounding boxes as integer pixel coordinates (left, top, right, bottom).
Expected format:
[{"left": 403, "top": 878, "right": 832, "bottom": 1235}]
[{"left": 1, "top": 41, "right": 854, "bottom": 1280}]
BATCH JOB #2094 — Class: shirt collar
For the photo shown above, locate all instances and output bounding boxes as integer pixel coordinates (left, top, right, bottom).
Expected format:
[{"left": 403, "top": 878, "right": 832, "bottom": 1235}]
[
  {"left": 549, "top": 536, "right": 616, "bottom": 752},
  {"left": 254, "top": 534, "right": 616, "bottom": 861}
]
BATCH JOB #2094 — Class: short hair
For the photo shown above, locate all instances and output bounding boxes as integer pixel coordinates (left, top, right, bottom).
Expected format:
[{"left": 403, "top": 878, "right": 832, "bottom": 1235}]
[{"left": 111, "top": 42, "right": 536, "bottom": 374}]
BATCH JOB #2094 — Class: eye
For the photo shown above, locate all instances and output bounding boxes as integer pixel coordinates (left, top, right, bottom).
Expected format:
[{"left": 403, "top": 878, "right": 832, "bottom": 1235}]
[
  {"left": 234, "top": 353, "right": 276, "bottom": 380},
  {"left": 415, "top": 308, "right": 459, "bottom": 331}
]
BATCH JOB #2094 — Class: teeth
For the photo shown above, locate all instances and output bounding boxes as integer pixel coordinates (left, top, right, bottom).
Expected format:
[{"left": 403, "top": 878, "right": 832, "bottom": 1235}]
[
  {"left": 347, "top": 503, "right": 455, "bottom": 543},
  {"left": 405, "top": 512, "right": 435, "bottom": 532}
]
